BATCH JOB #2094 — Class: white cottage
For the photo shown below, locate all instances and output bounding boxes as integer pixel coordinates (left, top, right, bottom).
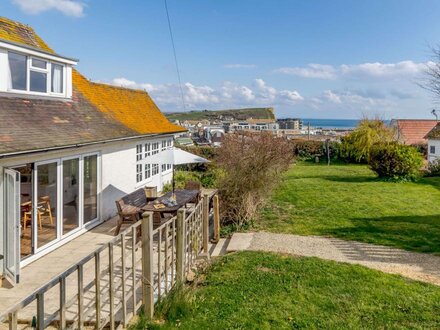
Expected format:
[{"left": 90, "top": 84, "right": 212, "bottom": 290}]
[
  {"left": 0, "top": 17, "right": 185, "bottom": 285},
  {"left": 426, "top": 123, "right": 440, "bottom": 163}
]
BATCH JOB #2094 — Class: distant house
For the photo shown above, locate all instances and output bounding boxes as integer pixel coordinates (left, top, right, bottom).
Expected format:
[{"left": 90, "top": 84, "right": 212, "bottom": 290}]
[
  {"left": 390, "top": 119, "right": 438, "bottom": 145},
  {"left": 0, "top": 17, "right": 185, "bottom": 284},
  {"left": 425, "top": 123, "right": 440, "bottom": 163},
  {"left": 204, "top": 126, "right": 225, "bottom": 146}
]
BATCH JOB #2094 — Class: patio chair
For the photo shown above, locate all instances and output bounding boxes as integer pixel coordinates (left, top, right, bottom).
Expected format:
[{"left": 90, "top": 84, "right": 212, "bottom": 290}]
[
  {"left": 38, "top": 196, "right": 54, "bottom": 225},
  {"left": 114, "top": 199, "right": 140, "bottom": 235}
]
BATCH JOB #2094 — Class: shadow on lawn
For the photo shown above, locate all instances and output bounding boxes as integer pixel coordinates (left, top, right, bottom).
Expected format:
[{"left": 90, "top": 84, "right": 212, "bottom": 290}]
[
  {"left": 319, "top": 214, "right": 440, "bottom": 256},
  {"left": 319, "top": 215, "right": 440, "bottom": 279}
]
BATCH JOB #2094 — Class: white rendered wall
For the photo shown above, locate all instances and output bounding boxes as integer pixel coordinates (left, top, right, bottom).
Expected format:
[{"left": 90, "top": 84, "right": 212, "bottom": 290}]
[
  {"left": 0, "top": 134, "right": 174, "bottom": 275},
  {"left": 428, "top": 139, "right": 440, "bottom": 163}
]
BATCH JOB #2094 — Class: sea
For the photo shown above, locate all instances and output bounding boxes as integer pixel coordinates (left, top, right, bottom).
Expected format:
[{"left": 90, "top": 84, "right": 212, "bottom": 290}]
[{"left": 300, "top": 118, "right": 360, "bottom": 129}]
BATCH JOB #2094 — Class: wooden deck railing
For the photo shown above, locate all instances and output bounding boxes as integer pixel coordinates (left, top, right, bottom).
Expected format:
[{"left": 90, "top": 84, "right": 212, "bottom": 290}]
[{"left": 1, "top": 192, "right": 220, "bottom": 329}]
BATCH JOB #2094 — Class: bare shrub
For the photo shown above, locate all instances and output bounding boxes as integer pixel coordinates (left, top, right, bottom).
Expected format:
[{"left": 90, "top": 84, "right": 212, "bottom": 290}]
[{"left": 217, "top": 132, "right": 294, "bottom": 228}]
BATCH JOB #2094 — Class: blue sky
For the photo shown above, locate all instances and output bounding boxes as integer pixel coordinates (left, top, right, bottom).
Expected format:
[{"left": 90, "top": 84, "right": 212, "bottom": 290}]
[{"left": 3, "top": 0, "right": 440, "bottom": 119}]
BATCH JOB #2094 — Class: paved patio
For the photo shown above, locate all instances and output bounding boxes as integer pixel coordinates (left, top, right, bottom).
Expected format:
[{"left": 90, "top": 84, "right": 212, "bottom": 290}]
[{"left": 0, "top": 216, "right": 138, "bottom": 327}]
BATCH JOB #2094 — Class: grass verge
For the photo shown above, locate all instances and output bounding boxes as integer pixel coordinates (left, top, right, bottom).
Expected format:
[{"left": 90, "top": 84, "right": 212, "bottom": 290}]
[
  {"left": 257, "top": 162, "right": 440, "bottom": 254},
  {"left": 131, "top": 252, "right": 440, "bottom": 329}
]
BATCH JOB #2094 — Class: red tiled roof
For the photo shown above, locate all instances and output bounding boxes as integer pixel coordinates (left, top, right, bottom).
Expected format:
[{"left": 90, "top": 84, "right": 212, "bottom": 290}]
[{"left": 392, "top": 120, "right": 439, "bottom": 145}]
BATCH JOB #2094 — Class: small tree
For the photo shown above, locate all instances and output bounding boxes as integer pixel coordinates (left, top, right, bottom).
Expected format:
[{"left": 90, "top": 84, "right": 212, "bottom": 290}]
[
  {"left": 217, "top": 132, "right": 294, "bottom": 228},
  {"left": 368, "top": 142, "right": 423, "bottom": 180},
  {"left": 340, "top": 118, "right": 395, "bottom": 163}
]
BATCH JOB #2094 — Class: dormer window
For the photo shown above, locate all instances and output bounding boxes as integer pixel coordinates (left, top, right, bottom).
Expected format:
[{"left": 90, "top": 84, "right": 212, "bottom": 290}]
[{"left": 8, "top": 51, "right": 66, "bottom": 96}]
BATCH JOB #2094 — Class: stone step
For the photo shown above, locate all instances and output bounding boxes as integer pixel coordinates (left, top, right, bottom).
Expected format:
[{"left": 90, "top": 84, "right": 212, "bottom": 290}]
[{"left": 211, "top": 238, "right": 230, "bottom": 257}]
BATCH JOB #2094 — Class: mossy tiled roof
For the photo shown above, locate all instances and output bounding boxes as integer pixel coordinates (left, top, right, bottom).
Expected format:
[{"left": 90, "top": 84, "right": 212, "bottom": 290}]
[
  {"left": 0, "top": 17, "right": 53, "bottom": 52},
  {"left": 426, "top": 123, "right": 440, "bottom": 140},
  {"left": 73, "top": 71, "right": 184, "bottom": 135},
  {"left": 0, "top": 17, "right": 185, "bottom": 155}
]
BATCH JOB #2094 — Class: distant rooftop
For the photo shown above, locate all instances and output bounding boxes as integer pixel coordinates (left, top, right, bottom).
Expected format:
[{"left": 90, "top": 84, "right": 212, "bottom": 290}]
[{"left": 391, "top": 119, "right": 438, "bottom": 145}]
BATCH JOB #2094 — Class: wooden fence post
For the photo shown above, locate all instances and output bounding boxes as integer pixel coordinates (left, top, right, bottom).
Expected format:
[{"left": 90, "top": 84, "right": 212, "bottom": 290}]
[
  {"left": 202, "top": 193, "right": 210, "bottom": 255},
  {"left": 213, "top": 194, "right": 220, "bottom": 243},
  {"left": 36, "top": 292, "right": 44, "bottom": 330},
  {"left": 176, "top": 208, "right": 186, "bottom": 282},
  {"left": 141, "top": 212, "right": 154, "bottom": 319}
]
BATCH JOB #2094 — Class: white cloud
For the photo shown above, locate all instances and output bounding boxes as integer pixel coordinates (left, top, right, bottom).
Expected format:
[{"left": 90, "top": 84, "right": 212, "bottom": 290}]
[
  {"left": 275, "top": 60, "right": 431, "bottom": 80},
  {"left": 322, "top": 90, "right": 341, "bottom": 103},
  {"left": 12, "top": 0, "right": 85, "bottom": 17},
  {"left": 275, "top": 64, "right": 337, "bottom": 79},
  {"left": 223, "top": 64, "right": 256, "bottom": 69},
  {"left": 110, "top": 77, "right": 303, "bottom": 110},
  {"left": 313, "top": 89, "right": 395, "bottom": 113}
]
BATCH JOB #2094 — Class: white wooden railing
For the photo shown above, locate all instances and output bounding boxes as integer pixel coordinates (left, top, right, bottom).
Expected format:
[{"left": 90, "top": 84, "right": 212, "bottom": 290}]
[{"left": 1, "top": 192, "right": 220, "bottom": 329}]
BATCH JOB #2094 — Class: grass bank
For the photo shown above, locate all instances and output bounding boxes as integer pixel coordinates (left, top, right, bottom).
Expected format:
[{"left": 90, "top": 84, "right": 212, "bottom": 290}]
[
  {"left": 257, "top": 162, "right": 440, "bottom": 254},
  {"left": 133, "top": 252, "right": 440, "bottom": 329}
]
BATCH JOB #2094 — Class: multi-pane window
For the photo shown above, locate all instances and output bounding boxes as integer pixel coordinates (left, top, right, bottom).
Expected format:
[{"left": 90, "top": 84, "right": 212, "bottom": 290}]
[
  {"left": 167, "top": 164, "right": 172, "bottom": 170},
  {"left": 145, "top": 143, "right": 151, "bottom": 158},
  {"left": 30, "top": 58, "right": 47, "bottom": 93},
  {"left": 136, "top": 144, "right": 143, "bottom": 161},
  {"left": 136, "top": 164, "right": 143, "bottom": 183},
  {"left": 8, "top": 52, "right": 65, "bottom": 95},
  {"left": 167, "top": 139, "right": 172, "bottom": 148},
  {"left": 152, "top": 164, "right": 159, "bottom": 176},
  {"left": 162, "top": 140, "right": 167, "bottom": 151},
  {"left": 161, "top": 164, "right": 167, "bottom": 172},
  {"left": 51, "top": 63, "right": 64, "bottom": 93},
  {"left": 152, "top": 142, "right": 159, "bottom": 155},
  {"left": 430, "top": 145, "right": 436, "bottom": 154},
  {"left": 145, "top": 164, "right": 151, "bottom": 179},
  {"left": 9, "top": 52, "right": 27, "bottom": 90}
]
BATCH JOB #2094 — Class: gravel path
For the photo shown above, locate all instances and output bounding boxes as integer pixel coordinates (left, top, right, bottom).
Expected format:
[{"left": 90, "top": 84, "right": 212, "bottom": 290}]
[{"left": 227, "top": 232, "right": 440, "bottom": 286}]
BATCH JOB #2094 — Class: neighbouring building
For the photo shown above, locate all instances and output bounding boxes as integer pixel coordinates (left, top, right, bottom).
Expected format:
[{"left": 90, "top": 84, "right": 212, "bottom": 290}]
[
  {"left": 0, "top": 17, "right": 185, "bottom": 285},
  {"left": 204, "top": 126, "right": 225, "bottom": 146},
  {"left": 277, "top": 118, "right": 303, "bottom": 130},
  {"left": 390, "top": 119, "right": 438, "bottom": 145},
  {"left": 229, "top": 121, "right": 279, "bottom": 134},
  {"left": 426, "top": 123, "right": 440, "bottom": 163}
]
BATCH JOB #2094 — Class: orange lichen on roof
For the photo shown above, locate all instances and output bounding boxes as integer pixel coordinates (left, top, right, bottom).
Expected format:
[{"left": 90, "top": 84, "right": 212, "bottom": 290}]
[
  {"left": 0, "top": 17, "right": 53, "bottom": 52},
  {"left": 73, "top": 70, "right": 185, "bottom": 134}
]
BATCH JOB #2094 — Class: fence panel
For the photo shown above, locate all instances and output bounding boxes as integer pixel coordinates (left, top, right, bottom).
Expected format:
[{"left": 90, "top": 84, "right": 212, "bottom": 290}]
[{"left": 0, "top": 192, "right": 218, "bottom": 329}]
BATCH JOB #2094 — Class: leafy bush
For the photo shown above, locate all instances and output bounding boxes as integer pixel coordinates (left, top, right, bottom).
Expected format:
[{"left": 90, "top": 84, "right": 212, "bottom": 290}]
[
  {"left": 340, "top": 119, "right": 395, "bottom": 163},
  {"left": 412, "top": 143, "right": 428, "bottom": 157},
  {"left": 427, "top": 159, "right": 440, "bottom": 177},
  {"left": 290, "top": 140, "right": 323, "bottom": 159},
  {"left": 368, "top": 143, "right": 423, "bottom": 180},
  {"left": 217, "top": 132, "right": 294, "bottom": 228},
  {"left": 162, "top": 169, "right": 220, "bottom": 193}
]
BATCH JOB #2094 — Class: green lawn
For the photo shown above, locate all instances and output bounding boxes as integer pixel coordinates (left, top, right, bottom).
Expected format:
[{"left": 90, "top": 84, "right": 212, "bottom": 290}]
[
  {"left": 134, "top": 252, "right": 440, "bottom": 329},
  {"left": 256, "top": 162, "right": 440, "bottom": 254}
]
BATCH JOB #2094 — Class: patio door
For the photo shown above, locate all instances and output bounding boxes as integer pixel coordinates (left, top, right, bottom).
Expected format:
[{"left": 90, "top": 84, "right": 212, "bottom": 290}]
[{"left": 4, "top": 169, "right": 21, "bottom": 284}]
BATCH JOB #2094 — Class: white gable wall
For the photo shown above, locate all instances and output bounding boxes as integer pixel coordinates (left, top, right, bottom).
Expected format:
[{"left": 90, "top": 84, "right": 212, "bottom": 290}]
[
  {"left": 427, "top": 139, "right": 440, "bottom": 163},
  {"left": 0, "top": 134, "right": 174, "bottom": 276}
]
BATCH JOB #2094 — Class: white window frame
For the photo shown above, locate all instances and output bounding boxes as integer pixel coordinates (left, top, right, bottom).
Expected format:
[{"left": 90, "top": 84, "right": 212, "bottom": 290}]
[
  {"left": 145, "top": 164, "right": 151, "bottom": 180},
  {"left": 145, "top": 143, "right": 151, "bottom": 158},
  {"left": 152, "top": 164, "right": 159, "bottom": 176},
  {"left": 136, "top": 164, "right": 143, "bottom": 183},
  {"left": 152, "top": 142, "right": 159, "bottom": 155},
  {"left": 8, "top": 51, "right": 67, "bottom": 98},
  {"left": 136, "top": 144, "right": 143, "bottom": 161},
  {"left": 430, "top": 145, "right": 436, "bottom": 154}
]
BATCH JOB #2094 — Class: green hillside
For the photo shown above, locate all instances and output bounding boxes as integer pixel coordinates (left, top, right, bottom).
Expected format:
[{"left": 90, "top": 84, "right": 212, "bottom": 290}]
[{"left": 165, "top": 107, "right": 275, "bottom": 121}]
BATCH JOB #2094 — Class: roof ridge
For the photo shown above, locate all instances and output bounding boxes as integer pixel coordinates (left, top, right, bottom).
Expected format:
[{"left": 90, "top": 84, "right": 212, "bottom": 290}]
[{"left": 0, "top": 16, "right": 32, "bottom": 29}]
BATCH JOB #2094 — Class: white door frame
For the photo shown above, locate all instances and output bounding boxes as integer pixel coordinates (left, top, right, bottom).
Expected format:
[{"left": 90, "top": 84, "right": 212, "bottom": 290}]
[
  {"left": 4, "top": 168, "right": 21, "bottom": 284},
  {"left": 33, "top": 159, "right": 61, "bottom": 254}
]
